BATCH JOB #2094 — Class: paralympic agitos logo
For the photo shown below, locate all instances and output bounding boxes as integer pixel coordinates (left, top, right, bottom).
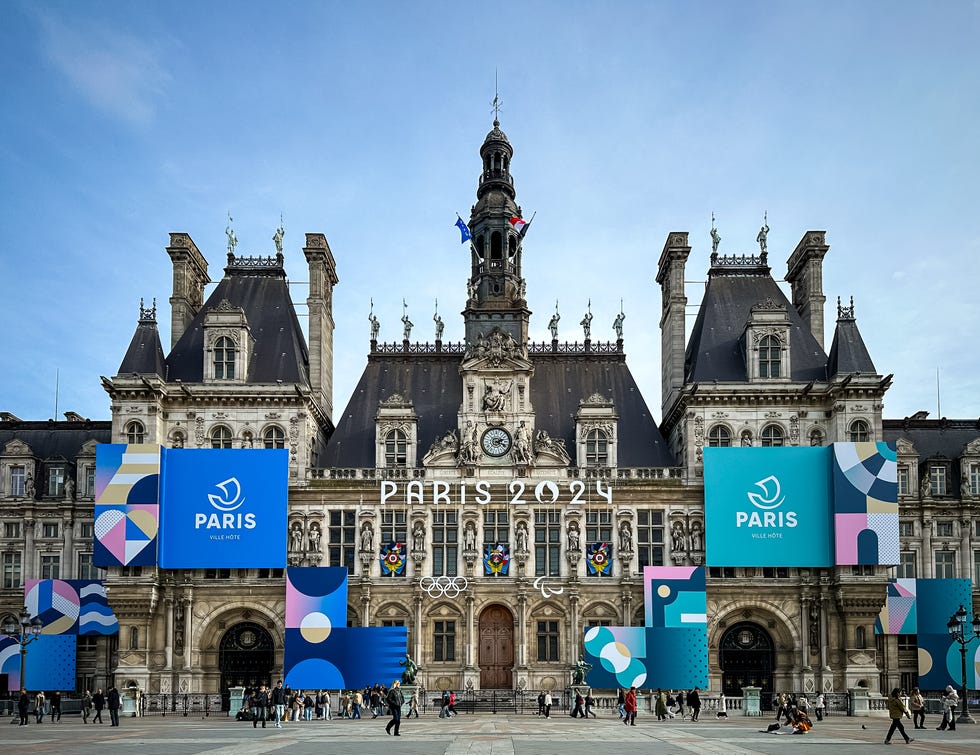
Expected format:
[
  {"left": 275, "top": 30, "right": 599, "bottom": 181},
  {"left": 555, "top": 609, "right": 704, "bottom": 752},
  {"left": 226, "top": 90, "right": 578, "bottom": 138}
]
[
  {"left": 735, "top": 475, "right": 798, "bottom": 528},
  {"left": 194, "top": 477, "right": 257, "bottom": 530}
]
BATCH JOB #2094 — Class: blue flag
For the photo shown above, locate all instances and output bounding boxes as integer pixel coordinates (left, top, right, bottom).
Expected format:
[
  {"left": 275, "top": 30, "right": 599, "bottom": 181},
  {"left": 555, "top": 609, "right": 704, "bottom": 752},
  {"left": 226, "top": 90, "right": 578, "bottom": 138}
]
[{"left": 455, "top": 216, "right": 472, "bottom": 243}]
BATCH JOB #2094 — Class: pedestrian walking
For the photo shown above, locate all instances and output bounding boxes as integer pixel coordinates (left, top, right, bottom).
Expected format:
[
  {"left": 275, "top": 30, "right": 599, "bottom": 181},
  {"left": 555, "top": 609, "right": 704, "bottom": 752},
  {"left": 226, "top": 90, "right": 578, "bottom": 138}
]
[
  {"left": 543, "top": 690, "right": 552, "bottom": 718},
  {"left": 385, "top": 679, "right": 405, "bottom": 736},
  {"left": 654, "top": 688, "right": 667, "bottom": 720},
  {"left": 537, "top": 691, "right": 545, "bottom": 716},
  {"left": 687, "top": 687, "right": 701, "bottom": 721},
  {"left": 909, "top": 688, "right": 924, "bottom": 729},
  {"left": 624, "top": 686, "right": 637, "bottom": 726},
  {"left": 617, "top": 687, "right": 625, "bottom": 719},
  {"left": 408, "top": 689, "right": 419, "bottom": 718},
  {"left": 92, "top": 688, "right": 105, "bottom": 723},
  {"left": 107, "top": 686, "right": 121, "bottom": 727},
  {"left": 884, "top": 687, "right": 913, "bottom": 745},
  {"left": 271, "top": 680, "right": 286, "bottom": 727},
  {"left": 50, "top": 690, "right": 62, "bottom": 722},
  {"left": 571, "top": 689, "right": 585, "bottom": 718},
  {"left": 676, "top": 689, "right": 686, "bottom": 719},
  {"left": 252, "top": 684, "right": 269, "bottom": 728},
  {"left": 82, "top": 689, "right": 93, "bottom": 723},
  {"left": 937, "top": 685, "right": 959, "bottom": 731},
  {"left": 814, "top": 692, "right": 825, "bottom": 722},
  {"left": 584, "top": 690, "right": 597, "bottom": 718}
]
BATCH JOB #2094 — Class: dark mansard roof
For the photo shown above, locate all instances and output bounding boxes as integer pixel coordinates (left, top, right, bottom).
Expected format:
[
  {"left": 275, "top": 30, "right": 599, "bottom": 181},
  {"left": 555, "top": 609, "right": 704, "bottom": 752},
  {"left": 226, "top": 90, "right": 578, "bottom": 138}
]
[{"left": 321, "top": 350, "right": 675, "bottom": 469}]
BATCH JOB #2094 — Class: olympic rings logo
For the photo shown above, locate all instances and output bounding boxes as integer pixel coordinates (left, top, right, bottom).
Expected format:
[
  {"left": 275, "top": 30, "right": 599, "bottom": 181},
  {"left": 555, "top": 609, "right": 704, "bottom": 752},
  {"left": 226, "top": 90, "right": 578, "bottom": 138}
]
[{"left": 419, "top": 576, "right": 469, "bottom": 599}]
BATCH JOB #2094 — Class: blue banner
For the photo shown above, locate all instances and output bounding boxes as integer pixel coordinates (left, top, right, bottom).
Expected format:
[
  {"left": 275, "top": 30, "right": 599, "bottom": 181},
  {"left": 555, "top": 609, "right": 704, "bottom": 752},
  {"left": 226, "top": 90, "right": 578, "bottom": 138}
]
[
  {"left": 158, "top": 448, "right": 288, "bottom": 568},
  {"left": 704, "top": 447, "right": 833, "bottom": 567}
]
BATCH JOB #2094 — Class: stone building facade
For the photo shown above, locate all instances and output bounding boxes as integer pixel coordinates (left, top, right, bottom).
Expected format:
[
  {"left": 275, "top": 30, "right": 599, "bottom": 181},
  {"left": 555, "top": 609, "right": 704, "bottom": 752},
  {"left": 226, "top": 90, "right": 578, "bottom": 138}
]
[{"left": 2, "top": 119, "right": 978, "bottom": 703}]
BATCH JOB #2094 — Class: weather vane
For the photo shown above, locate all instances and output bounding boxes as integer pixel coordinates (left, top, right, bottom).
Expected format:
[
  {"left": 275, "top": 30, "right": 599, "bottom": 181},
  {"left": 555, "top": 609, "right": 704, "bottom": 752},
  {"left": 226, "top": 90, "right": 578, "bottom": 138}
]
[{"left": 491, "top": 70, "right": 502, "bottom": 122}]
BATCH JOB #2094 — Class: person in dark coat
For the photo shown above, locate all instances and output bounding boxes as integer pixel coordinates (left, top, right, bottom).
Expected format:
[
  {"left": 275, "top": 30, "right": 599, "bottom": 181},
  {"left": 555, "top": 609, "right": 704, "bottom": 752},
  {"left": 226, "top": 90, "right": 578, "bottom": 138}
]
[
  {"left": 385, "top": 679, "right": 405, "bottom": 736},
  {"left": 18, "top": 689, "right": 29, "bottom": 725},
  {"left": 253, "top": 684, "right": 269, "bottom": 728},
  {"left": 686, "top": 687, "right": 702, "bottom": 722},
  {"left": 107, "top": 686, "right": 121, "bottom": 726},
  {"left": 92, "top": 688, "right": 105, "bottom": 723},
  {"left": 50, "top": 690, "right": 62, "bottom": 722}
]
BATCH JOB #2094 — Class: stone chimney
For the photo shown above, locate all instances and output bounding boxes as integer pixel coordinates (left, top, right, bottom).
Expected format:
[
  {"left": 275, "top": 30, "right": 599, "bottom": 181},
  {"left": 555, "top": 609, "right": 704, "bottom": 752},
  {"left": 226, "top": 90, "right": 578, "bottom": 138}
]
[
  {"left": 166, "top": 233, "right": 210, "bottom": 350},
  {"left": 304, "top": 233, "right": 339, "bottom": 422},
  {"left": 785, "top": 231, "right": 829, "bottom": 350},
  {"left": 656, "top": 232, "right": 691, "bottom": 419}
]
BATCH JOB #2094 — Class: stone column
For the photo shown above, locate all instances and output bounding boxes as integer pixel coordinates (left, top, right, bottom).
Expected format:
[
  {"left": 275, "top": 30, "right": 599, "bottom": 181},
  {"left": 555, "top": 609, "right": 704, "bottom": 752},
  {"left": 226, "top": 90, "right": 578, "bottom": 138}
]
[
  {"left": 960, "top": 519, "right": 971, "bottom": 581},
  {"left": 62, "top": 516, "right": 75, "bottom": 574},
  {"left": 820, "top": 595, "right": 833, "bottom": 691},
  {"left": 360, "top": 588, "right": 371, "bottom": 627},
  {"left": 465, "top": 595, "right": 475, "bottom": 667},
  {"left": 568, "top": 591, "right": 580, "bottom": 676},
  {"left": 182, "top": 588, "right": 193, "bottom": 672},
  {"left": 164, "top": 597, "right": 174, "bottom": 669},
  {"left": 413, "top": 593, "right": 423, "bottom": 665},
  {"left": 517, "top": 591, "right": 528, "bottom": 669},
  {"left": 24, "top": 519, "right": 35, "bottom": 575},
  {"left": 800, "top": 597, "right": 810, "bottom": 668},
  {"left": 921, "top": 517, "right": 932, "bottom": 578}
]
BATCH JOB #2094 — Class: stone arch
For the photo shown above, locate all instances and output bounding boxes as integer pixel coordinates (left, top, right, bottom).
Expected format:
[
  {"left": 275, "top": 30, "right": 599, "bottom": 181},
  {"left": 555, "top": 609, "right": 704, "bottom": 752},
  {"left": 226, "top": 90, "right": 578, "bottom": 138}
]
[{"left": 196, "top": 603, "right": 283, "bottom": 656}]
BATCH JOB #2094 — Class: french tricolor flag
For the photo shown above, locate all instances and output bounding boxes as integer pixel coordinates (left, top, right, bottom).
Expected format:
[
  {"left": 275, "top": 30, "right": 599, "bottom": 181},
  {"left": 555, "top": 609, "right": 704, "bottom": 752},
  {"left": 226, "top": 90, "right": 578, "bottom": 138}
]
[{"left": 508, "top": 216, "right": 530, "bottom": 236}]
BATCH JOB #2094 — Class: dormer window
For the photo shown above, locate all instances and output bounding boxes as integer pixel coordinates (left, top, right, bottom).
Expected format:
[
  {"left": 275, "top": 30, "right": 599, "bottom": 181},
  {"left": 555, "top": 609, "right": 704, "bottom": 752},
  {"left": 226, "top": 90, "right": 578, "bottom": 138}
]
[
  {"left": 707, "top": 425, "right": 732, "bottom": 447},
  {"left": 210, "top": 426, "right": 233, "bottom": 449},
  {"left": 585, "top": 429, "right": 609, "bottom": 466},
  {"left": 759, "top": 335, "right": 781, "bottom": 378},
  {"left": 384, "top": 429, "right": 408, "bottom": 467},
  {"left": 125, "top": 420, "right": 145, "bottom": 444},
  {"left": 848, "top": 419, "right": 870, "bottom": 442},
  {"left": 263, "top": 426, "right": 285, "bottom": 449},
  {"left": 760, "top": 425, "right": 785, "bottom": 447},
  {"left": 929, "top": 464, "right": 948, "bottom": 496},
  {"left": 213, "top": 336, "right": 236, "bottom": 380}
]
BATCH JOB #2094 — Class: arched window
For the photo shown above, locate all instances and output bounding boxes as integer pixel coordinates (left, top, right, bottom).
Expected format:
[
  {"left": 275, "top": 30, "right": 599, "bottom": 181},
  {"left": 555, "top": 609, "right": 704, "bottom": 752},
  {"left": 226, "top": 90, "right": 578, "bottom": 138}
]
[
  {"left": 130, "top": 626, "right": 139, "bottom": 650},
  {"left": 385, "top": 429, "right": 408, "bottom": 467},
  {"left": 490, "top": 231, "right": 502, "bottom": 260},
  {"left": 759, "top": 335, "right": 781, "bottom": 378},
  {"left": 809, "top": 429, "right": 823, "bottom": 447},
  {"left": 125, "top": 421, "right": 145, "bottom": 444},
  {"left": 263, "top": 426, "right": 285, "bottom": 449},
  {"left": 210, "top": 426, "right": 233, "bottom": 449},
  {"left": 213, "top": 336, "right": 236, "bottom": 380},
  {"left": 848, "top": 420, "right": 870, "bottom": 442},
  {"left": 707, "top": 425, "right": 732, "bottom": 447},
  {"left": 508, "top": 235, "right": 518, "bottom": 258},
  {"left": 585, "top": 429, "right": 609, "bottom": 466},
  {"left": 760, "top": 425, "right": 785, "bottom": 447}
]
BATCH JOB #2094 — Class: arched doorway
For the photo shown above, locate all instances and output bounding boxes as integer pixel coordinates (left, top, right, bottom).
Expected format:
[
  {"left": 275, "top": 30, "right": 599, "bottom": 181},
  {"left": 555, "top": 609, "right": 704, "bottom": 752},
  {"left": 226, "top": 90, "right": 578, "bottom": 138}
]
[
  {"left": 218, "top": 622, "right": 275, "bottom": 711},
  {"left": 719, "top": 622, "right": 775, "bottom": 707},
  {"left": 478, "top": 605, "right": 514, "bottom": 689}
]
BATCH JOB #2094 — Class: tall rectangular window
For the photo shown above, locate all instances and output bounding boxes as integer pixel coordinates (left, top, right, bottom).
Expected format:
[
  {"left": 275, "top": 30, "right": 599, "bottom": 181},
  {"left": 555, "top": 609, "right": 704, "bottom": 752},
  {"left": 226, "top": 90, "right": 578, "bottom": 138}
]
[
  {"left": 4, "top": 522, "right": 21, "bottom": 538},
  {"left": 898, "top": 551, "right": 917, "bottom": 579},
  {"left": 936, "top": 521, "right": 954, "bottom": 538},
  {"left": 534, "top": 509, "right": 561, "bottom": 577},
  {"left": 10, "top": 466, "right": 25, "bottom": 497},
  {"left": 483, "top": 509, "right": 509, "bottom": 545},
  {"left": 431, "top": 511, "right": 458, "bottom": 577},
  {"left": 930, "top": 465, "right": 947, "bottom": 496},
  {"left": 42, "top": 522, "right": 59, "bottom": 539},
  {"left": 328, "top": 511, "right": 356, "bottom": 571},
  {"left": 637, "top": 510, "right": 664, "bottom": 568},
  {"left": 585, "top": 510, "right": 612, "bottom": 543},
  {"left": 536, "top": 620, "right": 559, "bottom": 662},
  {"left": 41, "top": 554, "right": 61, "bottom": 579},
  {"left": 974, "top": 550, "right": 980, "bottom": 586},
  {"left": 897, "top": 465, "right": 910, "bottom": 496},
  {"left": 381, "top": 509, "right": 407, "bottom": 545},
  {"left": 433, "top": 620, "right": 456, "bottom": 662},
  {"left": 935, "top": 550, "right": 956, "bottom": 579},
  {"left": 971, "top": 464, "right": 980, "bottom": 496},
  {"left": 2, "top": 552, "right": 22, "bottom": 589},
  {"left": 80, "top": 523, "right": 94, "bottom": 540},
  {"left": 898, "top": 521, "right": 914, "bottom": 538},
  {"left": 84, "top": 466, "right": 96, "bottom": 497},
  {"left": 47, "top": 466, "right": 65, "bottom": 497},
  {"left": 77, "top": 552, "right": 100, "bottom": 580}
]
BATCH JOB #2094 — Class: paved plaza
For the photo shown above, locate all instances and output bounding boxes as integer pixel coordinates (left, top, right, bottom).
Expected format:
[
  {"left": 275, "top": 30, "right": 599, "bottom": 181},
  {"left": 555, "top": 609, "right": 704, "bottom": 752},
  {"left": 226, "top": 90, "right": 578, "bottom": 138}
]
[{"left": 3, "top": 712, "right": 980, "bottom": 755}]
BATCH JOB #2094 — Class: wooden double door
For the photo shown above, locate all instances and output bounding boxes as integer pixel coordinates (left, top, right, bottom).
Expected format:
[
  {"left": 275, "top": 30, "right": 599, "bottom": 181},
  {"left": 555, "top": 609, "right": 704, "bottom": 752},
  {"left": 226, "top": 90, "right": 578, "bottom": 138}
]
[{"left": 478, "top": 605, "right": 514, "bottom": 689}]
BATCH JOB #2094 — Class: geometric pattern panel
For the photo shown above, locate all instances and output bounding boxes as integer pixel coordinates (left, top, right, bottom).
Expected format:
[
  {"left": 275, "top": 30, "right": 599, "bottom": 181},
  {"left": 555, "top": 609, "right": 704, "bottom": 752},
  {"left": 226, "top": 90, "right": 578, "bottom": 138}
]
[
  {"left": 914, "top": 633, "right": 980, "bottom": 691},
  {"left": 24, "top": 635, "right": 76, "bottom": 690},
  {"left": 832, "top": 442, "right": 899, "bottom": 565},
  {"left": 93, "top": 443, "right": 161, "bottom": 567},
  {"left": 24, "top": 579, "right": 119, "bottom": 636},
  {"left": 643, "top": 566, "right": 706, "bottom": 628},
  {"left": 583, "top": 626, "right": 648, "bottom": 689},
  {"left": 0, "top": 636, "right": 22, "bottom": 692},
  {"left": 284, "top": 567, "right": 407, "bottom": 690},
  {"left": 645, "top": 627, "right": 709, "bottom": 690},
  {"left": 915, "top": 578, "right": 973, "bottom": 635}
]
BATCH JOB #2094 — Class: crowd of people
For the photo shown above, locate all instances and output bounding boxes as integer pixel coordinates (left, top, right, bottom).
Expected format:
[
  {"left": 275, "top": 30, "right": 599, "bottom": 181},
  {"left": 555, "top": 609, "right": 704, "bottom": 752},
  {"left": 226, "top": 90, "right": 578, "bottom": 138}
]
[
  {"left": 15, "top": 687, "right": 119, "bottom": 726},
  {"left": 240, "top": 680, "right": 423, "bottom": 728}
]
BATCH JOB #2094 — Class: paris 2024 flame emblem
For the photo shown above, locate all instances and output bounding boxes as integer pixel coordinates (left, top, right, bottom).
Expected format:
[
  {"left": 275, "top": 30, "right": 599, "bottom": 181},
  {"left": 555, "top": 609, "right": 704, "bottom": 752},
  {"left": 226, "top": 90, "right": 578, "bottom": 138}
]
[{"left": 737, "top": 475, "right": 797, "bottom": 529}]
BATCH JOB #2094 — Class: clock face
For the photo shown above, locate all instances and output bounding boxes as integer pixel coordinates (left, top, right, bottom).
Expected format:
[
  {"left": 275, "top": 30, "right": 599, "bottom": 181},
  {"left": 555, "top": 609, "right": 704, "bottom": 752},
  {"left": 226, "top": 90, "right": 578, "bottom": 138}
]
[{"left": 482, "top": 427, "right": 512, "bottom": 457}]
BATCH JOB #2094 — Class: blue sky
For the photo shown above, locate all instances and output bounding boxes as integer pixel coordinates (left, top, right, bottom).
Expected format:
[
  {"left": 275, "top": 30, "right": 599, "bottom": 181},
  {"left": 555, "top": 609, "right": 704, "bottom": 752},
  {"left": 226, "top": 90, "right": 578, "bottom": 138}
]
[{"left": 1, "top": 1, "right": 978, "bottom": 423}]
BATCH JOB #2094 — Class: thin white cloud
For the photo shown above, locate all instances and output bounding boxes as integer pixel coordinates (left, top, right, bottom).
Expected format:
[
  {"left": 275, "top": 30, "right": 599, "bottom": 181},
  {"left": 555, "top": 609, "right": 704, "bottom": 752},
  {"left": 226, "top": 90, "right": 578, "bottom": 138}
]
[{"left": 34, "top": 9, "right": 170, "bottom": 125}]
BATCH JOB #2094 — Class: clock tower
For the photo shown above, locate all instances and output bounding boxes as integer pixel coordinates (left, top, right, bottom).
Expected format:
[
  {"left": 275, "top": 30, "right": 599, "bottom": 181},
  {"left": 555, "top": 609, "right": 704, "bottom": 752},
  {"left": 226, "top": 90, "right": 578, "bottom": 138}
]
[{"left": 452, "top": 119, "right": 540, "bottom": 473}]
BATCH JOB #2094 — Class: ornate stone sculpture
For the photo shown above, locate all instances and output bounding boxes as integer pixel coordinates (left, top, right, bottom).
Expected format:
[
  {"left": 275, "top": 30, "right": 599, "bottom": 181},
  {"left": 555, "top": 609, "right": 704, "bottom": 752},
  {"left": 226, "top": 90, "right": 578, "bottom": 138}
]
[
  {"left": 225, "top": 213, "right": 238, "bottom": 255},
  {"left": 567, "top": 521, "right": 581, "bottom": 551},
  {"left": 513, "top": 421, "right": 532, "bottom": 465},
  {"left": 308, "top": 522, "right": 321, "bottom": 552},
  {"left": 433, "top": 311, "right": 444, "bottom": 341},
  {"left": 401, "top": 312, "right": 413, "bottom": 340},
  {"left": 459, "top": 421, "right": 480, "bottom": 465},
  {"left": 548, "top": 307, "right": 560, "bottom": 339},
  {"left": 671, "top": 521, "right": 685, "bottom": 552},
  {"left": 360, "top": 523, "right": 374, "bottom": 552},
  {"left": 64, "top": 477, "right": 75, "bottom": 502},
  {"left": 710, "top": 213, "right": 720, "bottom": 254},
  {"left": 516, "top": 521, "right": 529, "bottom": 553},
  {"left": 619, "top": 520, "right": 633, "bottom": 550},
  {"left": 580, "top": 308, "right": 593, "bottom": 340},
  {"left": 412, "top": 520, "right": 425, "bottom": 552},
  {"left": 369, "top": 311, "right": 379, "bottom": 341},
  {"left": 482, "top": 380, "right": 512, "bottom": 412},
  {"left": 24, "top": 474, "right": 34, "bottom": 499},
  {"left": 463, "top": 521, "right": 477, "bottom": 551},
  {"left": 290, "top": 522, "right": 304, "bottom": 552},
  {"left": 689, "top": 520, "right": 703, "bottom": 552},
  {"left": 400, "top": 654, "right": 419, "bottom": 685},
  {"left": 613, "top": 310, "right": 625, "bottom": 339},
  {"left": 756, "top": 212, "right": 769, "bottom": 254},
  {"left": 273, "top": 218, "right": 285, "bottom": 254}
]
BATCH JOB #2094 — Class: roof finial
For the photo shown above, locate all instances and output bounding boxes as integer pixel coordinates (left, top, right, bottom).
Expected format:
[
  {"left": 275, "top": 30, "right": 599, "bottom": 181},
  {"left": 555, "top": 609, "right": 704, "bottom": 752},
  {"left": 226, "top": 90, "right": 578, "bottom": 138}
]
[{"left": 491, "top": 70, "right": 502, "bottom": 125}]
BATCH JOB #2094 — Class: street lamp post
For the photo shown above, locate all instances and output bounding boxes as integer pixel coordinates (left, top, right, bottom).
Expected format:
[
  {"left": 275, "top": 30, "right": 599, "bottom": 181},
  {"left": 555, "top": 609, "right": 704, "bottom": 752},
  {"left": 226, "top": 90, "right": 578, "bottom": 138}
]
[
  {"left": 1, "top": 607, "right": 44, "bottom": 691},
  {"left": 946, "top": 604, "right": 980, "bottom": 725}
]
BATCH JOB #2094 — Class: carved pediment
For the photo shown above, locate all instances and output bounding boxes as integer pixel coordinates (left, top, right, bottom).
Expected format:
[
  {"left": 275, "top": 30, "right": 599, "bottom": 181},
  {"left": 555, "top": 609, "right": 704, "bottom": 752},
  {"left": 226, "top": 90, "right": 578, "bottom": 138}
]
[
  {"left": 895, "top": 438, "right": 917, "bottom": 457},
  {"left": 380, "top": 393, "right": 412, "bottom": 408},
  {"left": 462, "top": 328, "right": 530, "bottom": 370},
  {"left": 962, "top": 438, "right": 980, "bottom": 456},
  {"left": 78, "top": 439, "right": 99, "bottom": 456},
  {"left": 1, "top": 439, "right": 33, "bottom": 457}
]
